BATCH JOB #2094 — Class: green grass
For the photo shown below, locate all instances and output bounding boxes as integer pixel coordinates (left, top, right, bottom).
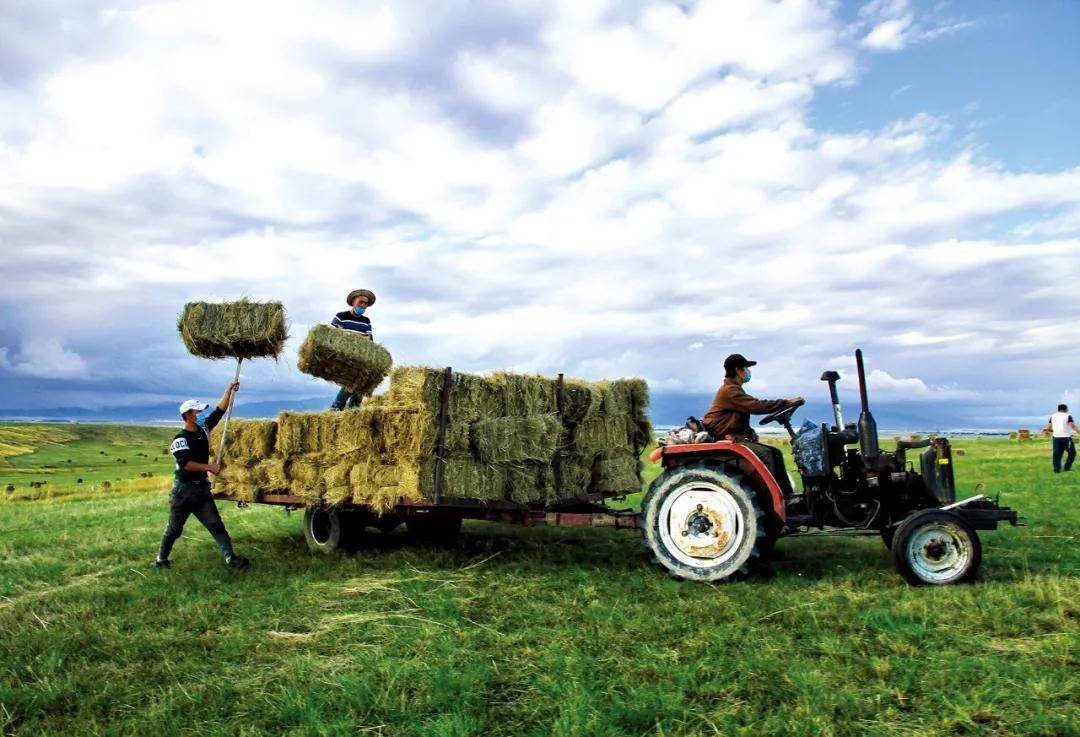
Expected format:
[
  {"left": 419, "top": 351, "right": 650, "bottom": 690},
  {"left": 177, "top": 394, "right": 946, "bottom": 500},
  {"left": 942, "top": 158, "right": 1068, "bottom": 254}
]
[
  {"left": 0, "top": 428, "right": 1077, "bottom": 736},
  {"left": 0, "top": 423, "right": 176, "bottom": 501}
]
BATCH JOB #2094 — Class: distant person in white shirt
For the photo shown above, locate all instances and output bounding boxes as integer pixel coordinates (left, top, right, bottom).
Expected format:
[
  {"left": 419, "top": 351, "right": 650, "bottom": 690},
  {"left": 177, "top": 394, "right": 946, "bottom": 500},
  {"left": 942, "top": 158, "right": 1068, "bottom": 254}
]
[{"left": 1047, "top": 403, "right": 1078, "bottom": 473}]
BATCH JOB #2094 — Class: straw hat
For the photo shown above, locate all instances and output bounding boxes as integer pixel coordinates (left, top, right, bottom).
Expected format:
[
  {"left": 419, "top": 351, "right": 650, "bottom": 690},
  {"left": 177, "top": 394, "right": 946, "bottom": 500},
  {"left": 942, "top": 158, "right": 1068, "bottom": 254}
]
[{"left": 346, "top": 289, "right": 376, "bottom": 306}]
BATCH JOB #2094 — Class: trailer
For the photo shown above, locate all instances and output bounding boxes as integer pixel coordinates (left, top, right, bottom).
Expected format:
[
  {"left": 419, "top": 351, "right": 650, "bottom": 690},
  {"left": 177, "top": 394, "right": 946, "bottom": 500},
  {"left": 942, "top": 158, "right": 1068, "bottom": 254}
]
[{"left": 214, "top": 368, "right": 648, "bottom": 554}]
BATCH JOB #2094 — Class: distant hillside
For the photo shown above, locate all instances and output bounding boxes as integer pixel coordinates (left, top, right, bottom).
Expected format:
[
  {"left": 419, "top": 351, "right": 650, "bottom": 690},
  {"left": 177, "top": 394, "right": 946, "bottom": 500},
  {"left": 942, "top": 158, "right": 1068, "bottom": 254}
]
[{"left": 0, "top": 393, "right": 1039, "bottom": 432}]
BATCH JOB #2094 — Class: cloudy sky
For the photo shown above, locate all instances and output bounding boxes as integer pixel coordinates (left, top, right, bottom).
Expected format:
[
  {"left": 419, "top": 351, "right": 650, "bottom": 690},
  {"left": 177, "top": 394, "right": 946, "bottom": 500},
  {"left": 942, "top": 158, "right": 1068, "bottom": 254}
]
[{"left": 1, "top": 0, "right": 1078, "bottom": 427}]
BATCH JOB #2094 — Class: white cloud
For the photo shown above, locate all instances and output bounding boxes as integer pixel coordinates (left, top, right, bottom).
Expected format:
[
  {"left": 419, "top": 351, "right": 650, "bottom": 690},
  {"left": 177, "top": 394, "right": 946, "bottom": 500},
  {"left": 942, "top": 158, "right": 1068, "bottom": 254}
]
[
  {"left": 2, "top": 339, "right": 90, "bottom": 380},
  {"left": 857, "top": 0, "right": 975, "bottom": 52},
  {"left": 0, "top": 0, "right": 1077, "bottom": 421}
]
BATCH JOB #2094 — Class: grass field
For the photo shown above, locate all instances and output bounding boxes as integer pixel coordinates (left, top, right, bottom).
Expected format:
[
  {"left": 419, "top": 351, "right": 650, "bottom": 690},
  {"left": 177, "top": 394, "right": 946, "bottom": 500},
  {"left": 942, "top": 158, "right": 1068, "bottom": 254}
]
[{"left": 0, "top": 425, "right": 1077, "bottom": 736}]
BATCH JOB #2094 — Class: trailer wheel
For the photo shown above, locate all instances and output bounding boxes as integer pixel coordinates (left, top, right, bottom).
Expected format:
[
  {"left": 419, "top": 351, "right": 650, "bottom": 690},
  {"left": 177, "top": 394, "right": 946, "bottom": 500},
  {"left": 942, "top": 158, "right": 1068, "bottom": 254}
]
[
  {"left": 891, "top": 509, "right": 981, "bottom": 585},
  {"left": 641, "top": 462, "right": 764, "bottom": 582},
  {"left": 303, "top": 506, "right": 361, "bottom": 554},
  {"left": 405, "top": 515, "right": 462, "bottom": 544}
]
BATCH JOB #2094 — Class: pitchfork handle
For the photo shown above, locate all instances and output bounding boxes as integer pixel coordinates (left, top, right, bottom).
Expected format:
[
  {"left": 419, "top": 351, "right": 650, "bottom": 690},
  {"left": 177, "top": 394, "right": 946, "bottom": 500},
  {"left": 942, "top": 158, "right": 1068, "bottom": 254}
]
[{"left": 215, "top": 357, "right": 243, "bottom": 465}]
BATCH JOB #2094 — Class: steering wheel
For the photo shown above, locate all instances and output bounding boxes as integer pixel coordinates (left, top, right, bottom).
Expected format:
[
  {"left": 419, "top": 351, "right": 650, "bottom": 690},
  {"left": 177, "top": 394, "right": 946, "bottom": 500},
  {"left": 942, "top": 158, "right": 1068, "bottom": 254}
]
[{"left": 760, "top": 400, "right": 804, "bottom": 427}]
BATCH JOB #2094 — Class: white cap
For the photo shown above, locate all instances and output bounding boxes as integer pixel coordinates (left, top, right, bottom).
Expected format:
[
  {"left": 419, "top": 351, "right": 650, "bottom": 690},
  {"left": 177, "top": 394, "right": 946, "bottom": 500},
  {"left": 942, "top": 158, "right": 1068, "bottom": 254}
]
[{"left": 178, "top": 399, "right": 210, "bottom": 416}]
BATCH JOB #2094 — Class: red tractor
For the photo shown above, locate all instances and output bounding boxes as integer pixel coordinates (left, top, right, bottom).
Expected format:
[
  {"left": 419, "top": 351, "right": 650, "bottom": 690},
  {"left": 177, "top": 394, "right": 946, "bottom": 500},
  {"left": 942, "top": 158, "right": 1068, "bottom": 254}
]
[{"left": 643, "top": 349, "right": 1018, "bottom": 585}]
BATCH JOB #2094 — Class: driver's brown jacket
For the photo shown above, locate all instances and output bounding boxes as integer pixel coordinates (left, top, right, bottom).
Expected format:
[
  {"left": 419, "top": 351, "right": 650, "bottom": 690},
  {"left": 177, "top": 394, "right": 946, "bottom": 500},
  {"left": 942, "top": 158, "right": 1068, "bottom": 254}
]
[{"left": 702, "top": 377, "right": 790, "bottom": 441}]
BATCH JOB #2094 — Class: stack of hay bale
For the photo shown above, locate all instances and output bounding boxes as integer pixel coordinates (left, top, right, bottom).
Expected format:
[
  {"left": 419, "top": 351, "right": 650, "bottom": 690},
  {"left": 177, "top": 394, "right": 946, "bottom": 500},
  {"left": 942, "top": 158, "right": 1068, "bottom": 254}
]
[{"left": 212, "top": 367, "right": 651, "bottom": 513}]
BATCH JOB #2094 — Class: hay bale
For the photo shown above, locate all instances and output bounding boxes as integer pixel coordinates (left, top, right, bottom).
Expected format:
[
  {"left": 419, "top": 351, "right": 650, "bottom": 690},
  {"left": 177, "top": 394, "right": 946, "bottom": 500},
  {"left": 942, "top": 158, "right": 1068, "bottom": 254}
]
[
  {"left": 285, "top": 454, "right": 330, "bottom": 504},
  {"left": 178, "top": 299, "right": 288, "bottom": 360},
  {"left": 417, "top": 457, "right": 505, "bottom": 501},
  {"left": 574, "top": 416, "right": 631, "bottom": 455},
  {"left": 210, "top": 418, "right": 278, "bottom": 459},
  {"left": 386, "top": 367, "right": 505, "bottom": 421},
  {"left": 349, "top": 461, "right": 423, "bottom": 513},
  {"left": 297, "top": 324, "right": 392, "bottom": 397},
  {"left": 592, "top": 451, "right": 641, "bottom": 495},
  {"left": 473, "top": 414, "right": 561, "bottom": 463},
  {"left": 562, "top": 379, "right": 603, "bottom": 424},
  {"left": 495, "top": 372, "right": 557, "bottom": 416},
  {"left": 372, "top": 405, "right": 469, "bottom": 460},
  {"left": 506, "top": 462, "right": 556, "bottom": 505},
  {"left": 258, "top": 457, "right": 288, "bottom": 491},
  {"left": 277, "top": 412, "right": 340, "bottom": 455},
  {"left": 215, "top": 459, "right": 260, "bottom": 501},
  {"left": 559, "top": 452, "right": 595, "bottom": 496},
  {"left": 322, "top": 460, "right": 358, "bottom": 507}
]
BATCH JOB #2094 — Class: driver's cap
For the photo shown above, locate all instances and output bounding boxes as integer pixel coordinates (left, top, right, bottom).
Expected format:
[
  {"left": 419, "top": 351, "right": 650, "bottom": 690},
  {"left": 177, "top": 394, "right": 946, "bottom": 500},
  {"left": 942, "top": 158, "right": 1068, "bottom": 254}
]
[{"left": 723, "top": 354, "right": 757, "bottom": 372}]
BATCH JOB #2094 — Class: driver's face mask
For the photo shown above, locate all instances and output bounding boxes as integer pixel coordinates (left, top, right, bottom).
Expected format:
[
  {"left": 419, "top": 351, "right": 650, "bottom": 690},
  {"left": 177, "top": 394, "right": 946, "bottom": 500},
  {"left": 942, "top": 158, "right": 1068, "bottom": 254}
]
[{"left": 742, "top": 369, "right": 752, "bottom": 384}]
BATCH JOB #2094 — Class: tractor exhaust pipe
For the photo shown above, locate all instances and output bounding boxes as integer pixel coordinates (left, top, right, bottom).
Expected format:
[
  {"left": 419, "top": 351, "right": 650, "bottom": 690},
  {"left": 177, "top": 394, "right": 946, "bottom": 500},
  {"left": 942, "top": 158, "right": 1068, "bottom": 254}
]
[
  {"left": 855, "top": 349, "right": 880, "bottom": 464},
  {"left": 820, "top": 370, "right": 843, "bottom": 430}
]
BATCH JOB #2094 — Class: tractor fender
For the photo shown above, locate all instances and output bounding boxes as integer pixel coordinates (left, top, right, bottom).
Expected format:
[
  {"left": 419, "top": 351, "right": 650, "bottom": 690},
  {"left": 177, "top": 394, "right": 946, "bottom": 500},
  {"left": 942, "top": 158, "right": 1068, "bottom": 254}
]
[{"left": 654, "top": 442, "right": 786, "bottom": 522}]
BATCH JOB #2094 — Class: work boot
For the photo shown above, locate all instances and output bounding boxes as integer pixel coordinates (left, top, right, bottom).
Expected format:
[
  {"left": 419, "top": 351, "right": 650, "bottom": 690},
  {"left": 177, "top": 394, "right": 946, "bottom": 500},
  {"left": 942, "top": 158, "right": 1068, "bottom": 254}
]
[
  {"left": 151, "top": 559, "right": 171, "bottom": 569},
  {"left": 227, "top": 555, "right": 251, "bottom": 570}
]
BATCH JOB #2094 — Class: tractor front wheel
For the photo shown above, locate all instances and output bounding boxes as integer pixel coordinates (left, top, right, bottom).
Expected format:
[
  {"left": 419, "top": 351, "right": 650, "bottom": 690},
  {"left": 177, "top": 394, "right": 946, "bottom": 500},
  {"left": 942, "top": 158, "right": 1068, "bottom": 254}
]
[
  {"left": 891, "top": 509, "right": 981, "bottom": 585},
  {"left": 641, "top": 462, "right": 765, "bottom": 582}
]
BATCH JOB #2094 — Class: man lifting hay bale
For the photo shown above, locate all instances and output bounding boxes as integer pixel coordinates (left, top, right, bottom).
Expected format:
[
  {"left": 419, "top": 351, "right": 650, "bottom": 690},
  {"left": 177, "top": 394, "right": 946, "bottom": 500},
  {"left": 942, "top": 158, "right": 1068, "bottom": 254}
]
[
  {"left": 153, "top": 382, "right": 250, "bottom": 570},
  {"left": 298, "top": 291, "right": 392, "bottom": 409},
  {"left": 168, "top": 298, "right": 289, "bottom": 569},
  {"left": 324, "top": 288, "right": 380, "bottom": 410}
]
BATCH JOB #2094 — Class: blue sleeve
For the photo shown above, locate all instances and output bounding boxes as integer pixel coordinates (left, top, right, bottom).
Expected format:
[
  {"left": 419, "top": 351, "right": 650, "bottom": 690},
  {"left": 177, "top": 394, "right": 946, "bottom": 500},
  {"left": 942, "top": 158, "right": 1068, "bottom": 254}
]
[{"left": 331, "top": 315, "right": 342, "bottom": 328}]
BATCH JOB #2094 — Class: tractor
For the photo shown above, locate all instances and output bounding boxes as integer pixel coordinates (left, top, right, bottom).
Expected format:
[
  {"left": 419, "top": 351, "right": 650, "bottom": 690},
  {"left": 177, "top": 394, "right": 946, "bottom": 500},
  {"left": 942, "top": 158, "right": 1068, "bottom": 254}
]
[{"left": 643, "top": 349, "right": 1019, "bottom": 585}]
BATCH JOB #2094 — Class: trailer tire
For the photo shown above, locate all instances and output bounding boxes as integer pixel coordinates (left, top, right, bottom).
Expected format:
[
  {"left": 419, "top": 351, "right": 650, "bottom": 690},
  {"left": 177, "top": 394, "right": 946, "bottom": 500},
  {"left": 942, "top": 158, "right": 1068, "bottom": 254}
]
[
  {"left": 303, "top": 506, "right": 362, "bottom": 555},
  {"left": 891, "top": 509, "right": 981, "bottom": 585},
  {"left": 641, "top": 462, "right": 764, "bottom": 582},
  {"left": 405, "top": 515, "right": 462, "bottom": 544}
]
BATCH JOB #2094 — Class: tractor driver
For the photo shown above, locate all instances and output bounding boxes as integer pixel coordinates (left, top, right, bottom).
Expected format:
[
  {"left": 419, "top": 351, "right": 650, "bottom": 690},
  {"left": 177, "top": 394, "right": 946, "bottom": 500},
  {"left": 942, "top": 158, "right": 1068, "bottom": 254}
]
[{"left": 702, "top": 354, "right": 804, "bottom": 495}]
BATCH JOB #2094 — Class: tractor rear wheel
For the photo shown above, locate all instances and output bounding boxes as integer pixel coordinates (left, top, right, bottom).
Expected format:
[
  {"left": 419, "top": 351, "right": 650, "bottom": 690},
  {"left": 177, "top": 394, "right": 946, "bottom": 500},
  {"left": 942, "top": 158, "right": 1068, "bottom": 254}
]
[
  {"left": 891, "top": 509, "right": 981, "bottom": 585},
  {"left": 641, "top": 462, "right": 765, "bottom": 582}
]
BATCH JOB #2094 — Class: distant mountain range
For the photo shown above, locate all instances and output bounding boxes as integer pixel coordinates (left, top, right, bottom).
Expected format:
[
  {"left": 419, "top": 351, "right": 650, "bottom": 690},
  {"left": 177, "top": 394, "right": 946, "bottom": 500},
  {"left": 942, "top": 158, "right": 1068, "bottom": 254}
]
[{"left": 0, "top": 394, "right": 1037, "bottom": 433}]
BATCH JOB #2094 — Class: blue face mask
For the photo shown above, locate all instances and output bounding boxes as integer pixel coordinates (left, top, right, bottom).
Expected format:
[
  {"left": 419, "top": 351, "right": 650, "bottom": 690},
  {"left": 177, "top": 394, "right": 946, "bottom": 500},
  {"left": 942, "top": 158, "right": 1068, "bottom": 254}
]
[
  {"left": 353, "top": 305, "right": 366, "bottom": 315},
  {"left": 742, "top": 369, "right": 752, "bottom": 384}
]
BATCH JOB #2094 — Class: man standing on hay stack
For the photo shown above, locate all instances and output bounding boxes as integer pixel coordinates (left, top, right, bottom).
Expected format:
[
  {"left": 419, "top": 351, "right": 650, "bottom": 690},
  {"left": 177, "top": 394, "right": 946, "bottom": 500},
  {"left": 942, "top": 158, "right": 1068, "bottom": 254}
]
[
  {"left": 329, "top": 288, "right": 376, "bottom": 410},
  {"left": 152, "top": 381, "right": 250, "bottom": 570}
]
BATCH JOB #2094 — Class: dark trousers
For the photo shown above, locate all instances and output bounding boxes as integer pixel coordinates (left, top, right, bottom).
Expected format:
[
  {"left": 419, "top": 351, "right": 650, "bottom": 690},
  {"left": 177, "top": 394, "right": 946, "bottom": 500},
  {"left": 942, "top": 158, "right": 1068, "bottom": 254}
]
[
  {"left": 331, "top": 387, "right": 361, "bottom": 411},
  {"left": 157, "top": 480, "right": 235, "bottom": 562},
  {"left": 1052, "top": 437, "right": 1076, "bottom": 473},
  {"left": 741, "top": 441, "right": 795, "bottom": 496}
]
